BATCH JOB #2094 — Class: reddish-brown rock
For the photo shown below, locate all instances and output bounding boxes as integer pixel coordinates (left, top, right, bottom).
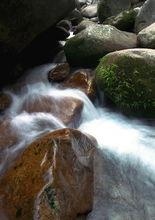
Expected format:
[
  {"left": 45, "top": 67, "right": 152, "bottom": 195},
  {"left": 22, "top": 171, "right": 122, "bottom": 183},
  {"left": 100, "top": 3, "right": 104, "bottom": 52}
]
[
  {"left": 21, "top": 95, "right": 83, "bottom": 127},
  {"left": 63, "top": 69, "right": 96, "bottom": 100},
  {"left": 48, "top": 63, "right": 70, "bottom": 82},
  {"left": 0, "top": 128, "right": 96, "bottom": 220}
]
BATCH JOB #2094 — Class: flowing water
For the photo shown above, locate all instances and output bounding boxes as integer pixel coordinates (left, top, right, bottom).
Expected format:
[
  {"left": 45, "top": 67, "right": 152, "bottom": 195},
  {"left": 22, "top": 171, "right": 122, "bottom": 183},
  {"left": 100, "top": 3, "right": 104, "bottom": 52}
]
[{"left": 1, "top": 63, "right": 155, "bottom": 219}]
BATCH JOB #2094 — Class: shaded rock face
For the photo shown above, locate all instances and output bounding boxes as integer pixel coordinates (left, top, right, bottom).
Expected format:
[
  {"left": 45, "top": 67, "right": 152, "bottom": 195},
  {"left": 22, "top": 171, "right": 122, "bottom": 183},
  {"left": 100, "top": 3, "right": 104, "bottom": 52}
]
[
  {"left": 64, "top": 24, "right": 137, "bottom": 66},
  {"left": 135, "top": 0, "right": 155, "bottom": 33},
  {"left": 137, "top": 22, "right": 155, "bottom": 48},
  {"left": 0, "top": 0, "right": 75, "bottom": 87},
  {"left": 0, "top": 128, "right": 95, "bottom": 220},
  {"left": 95, "top": 48, "right": 155, "bottom": 117},
  {"left": 74, "top": 20, "right": 96, "bottom": 34},
  {"left": 0, "top": 93, "right": 12, "bottom": 113},
  {"left": 103, "top": 8, "right": 139, "bottom": 32},
  {"left": 0, "top": 0, "right": 75, "bottom": 53},
  {"left": 97, "top": 0, "right": 131, "bottom": 23}
]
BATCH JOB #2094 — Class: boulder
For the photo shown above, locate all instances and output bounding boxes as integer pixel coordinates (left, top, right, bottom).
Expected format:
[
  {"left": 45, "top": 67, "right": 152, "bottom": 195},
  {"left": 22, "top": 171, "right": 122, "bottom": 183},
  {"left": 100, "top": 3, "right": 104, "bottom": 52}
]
[
  {"left": 64, "top": 24, "right": 137, "bottom": 66},
  {"left": 95, "top": 48, "right": 155, "bottom": 117},
  {"left": 81, "top": 5, "right": 98, "bottom": 18},
  {"left": 0, "top": 0, "right": 75, "bottom": 86},
  {"left": 97, "top": 0, "right": 131, "bottom": 23},
  {"left": 48, "top": 63, "right": 70, "bottom": 82},
  {"left": 0, "top": 128, "right": 96, "bottom": 220},
  {"left": 62, "top": 69, "right": 96, "bottom": 99},
  {"left": 137, "top": 22, "right": 155, "bottom": 48},
  {"left": 103, "top": 8, "right": 139, "bottom": 32},
  {"left": 74, "top": 20, "right": 96, "bottom": 34},
  {"left": 20, "top": 95, "right": 83, "bottom": 127},
  {"left": 0, "top": 0, "right": 75, "bottom": 53},
  {"left": 135, "top": 0, "right": 155, "bottom": 33}
]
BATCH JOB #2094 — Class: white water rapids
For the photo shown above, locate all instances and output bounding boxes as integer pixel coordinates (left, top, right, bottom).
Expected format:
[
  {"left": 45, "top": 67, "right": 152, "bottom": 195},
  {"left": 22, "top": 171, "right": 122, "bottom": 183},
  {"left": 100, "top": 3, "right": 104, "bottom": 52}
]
[{"left": 1, "top": 63, "right": 155, "bottom": 220}]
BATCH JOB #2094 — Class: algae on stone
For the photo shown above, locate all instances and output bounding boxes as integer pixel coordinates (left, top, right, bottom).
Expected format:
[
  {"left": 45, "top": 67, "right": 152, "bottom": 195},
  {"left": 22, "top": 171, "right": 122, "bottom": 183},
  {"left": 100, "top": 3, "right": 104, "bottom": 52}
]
[{"left": 96, "top": 50, "right": 155, "bottom": 117}]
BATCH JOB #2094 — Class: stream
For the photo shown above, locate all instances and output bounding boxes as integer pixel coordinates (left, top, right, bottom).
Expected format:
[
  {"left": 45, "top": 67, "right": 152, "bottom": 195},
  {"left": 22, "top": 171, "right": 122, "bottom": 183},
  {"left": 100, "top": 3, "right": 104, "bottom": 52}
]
[{"left": 1, "top": 63, "right": 155, "bottom": 220}]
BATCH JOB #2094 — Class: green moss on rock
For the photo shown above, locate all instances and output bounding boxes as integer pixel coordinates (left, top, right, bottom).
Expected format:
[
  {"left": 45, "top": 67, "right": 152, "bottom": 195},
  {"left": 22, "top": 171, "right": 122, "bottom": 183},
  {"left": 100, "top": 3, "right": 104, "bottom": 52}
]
[
  {"left": 96, "top": 51, "right": 155, "bottom": 117},
  {"left": 103, "top": 9, "right": 137, "bottom": 31}
]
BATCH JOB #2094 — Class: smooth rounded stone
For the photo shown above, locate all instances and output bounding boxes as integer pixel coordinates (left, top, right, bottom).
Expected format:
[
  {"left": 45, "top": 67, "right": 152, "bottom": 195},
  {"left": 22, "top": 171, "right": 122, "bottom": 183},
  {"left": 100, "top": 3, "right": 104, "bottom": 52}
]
[
  {"left": 48, "top": 63, "right": 70, "bottom": 82},
  {"left": 103, "top": 8, "right": 139, "bottom": 31},
  {"left": 135, "top": 0, "right": 155, "bottom": 33},
  {"left": 62, "top": 69, "right": 96, "bottom": 99},
  {"left": 64, "top": 24, "right": 137, "bottom": 66},
  {"left": 74, "top": 20, "right": 96, "bottom": 34},
  {"left": 137, "top": 22, "right": 155, "bottom": 48},
  {"left": 97, "top": 0, "right": 131, "bottom": 23},
  {"left": 95, "top": 48, "right": 155, "bottom": 117},
  {"left": 81, "top": 4, "right": 98, "bottom": 18},
  {"left": 0, "top": 128, "right": 96, "bottom": 220}
]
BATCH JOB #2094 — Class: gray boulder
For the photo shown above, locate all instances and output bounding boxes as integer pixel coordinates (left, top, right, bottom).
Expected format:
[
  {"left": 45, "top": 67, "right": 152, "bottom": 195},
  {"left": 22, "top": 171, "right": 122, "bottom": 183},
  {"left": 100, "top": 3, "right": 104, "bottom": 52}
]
[
  {"left": 135, "top": 0, "right": 155, "bottom": 32},
  {"left": 138, "top": 22, "right": 155, "bottom": 48},
  {"left": 97, "top": 0, "right": 131, "bottom": 22},
  {"left": 81, "top": 4, "right": 98, "bottom": 18},
  {"left": 64, "top": 24, "right": 137, "bottom": 66}
]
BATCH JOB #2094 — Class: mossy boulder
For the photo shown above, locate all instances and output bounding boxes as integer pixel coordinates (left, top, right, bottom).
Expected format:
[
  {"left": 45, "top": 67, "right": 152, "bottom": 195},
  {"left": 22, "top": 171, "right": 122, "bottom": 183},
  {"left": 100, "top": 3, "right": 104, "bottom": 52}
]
[
  {"left": 95, "top": 49, "right": 155, "bottom": 117},
  {"left": 64, "top": 24, "right": 137, "bottom": 67},
  {"left": 103, "top": 8, "right": 139, "bottom": 32}
]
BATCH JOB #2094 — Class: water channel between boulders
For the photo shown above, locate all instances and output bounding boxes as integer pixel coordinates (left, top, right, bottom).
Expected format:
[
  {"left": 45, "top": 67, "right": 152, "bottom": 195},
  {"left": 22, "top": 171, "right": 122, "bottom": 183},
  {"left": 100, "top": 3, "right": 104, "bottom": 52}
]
[{"left": 1, "top": 62, "right": 155, "bottom": 220}]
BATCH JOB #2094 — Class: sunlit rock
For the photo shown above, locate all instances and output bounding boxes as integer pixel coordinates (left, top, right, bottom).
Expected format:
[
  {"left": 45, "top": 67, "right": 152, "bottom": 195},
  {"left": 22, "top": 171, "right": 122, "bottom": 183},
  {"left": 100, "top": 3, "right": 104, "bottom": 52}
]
[
  {"left": 95, "top": 48, "right": 155, "bottom": 117},
  {"left": 63, "top": 69, "right": 96, "bottom": 100},
  {"left": 64, "top": 24, "right": 137, "bottom": 66},
  {"left": 0, "top": 128, "right": 96, "bottom": 220}
]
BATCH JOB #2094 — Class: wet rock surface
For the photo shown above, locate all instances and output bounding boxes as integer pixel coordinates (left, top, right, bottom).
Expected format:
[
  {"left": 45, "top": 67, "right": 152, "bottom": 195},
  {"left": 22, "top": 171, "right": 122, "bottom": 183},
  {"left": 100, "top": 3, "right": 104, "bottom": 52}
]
[{"left": 0, "top": 128, "right": 96, "bottom": 220}]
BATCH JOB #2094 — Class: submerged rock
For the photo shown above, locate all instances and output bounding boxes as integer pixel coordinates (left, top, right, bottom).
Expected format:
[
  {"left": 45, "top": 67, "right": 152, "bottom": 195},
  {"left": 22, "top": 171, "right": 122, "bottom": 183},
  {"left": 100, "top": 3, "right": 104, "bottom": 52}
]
[
  {"left": 137, "top": 22, "right": 155, "bottom": 48},
  {"left": 0, "top": 128, "right": 96, "bottom": 220},
  {"left": 20, "top": 95, "right": 83, "bottom": 127},
  {"left": 64, "top": 24, "right": 137, "bottom": 66},
  {"left": 95, "top": 48, "right": 155, "bottom": 117}
]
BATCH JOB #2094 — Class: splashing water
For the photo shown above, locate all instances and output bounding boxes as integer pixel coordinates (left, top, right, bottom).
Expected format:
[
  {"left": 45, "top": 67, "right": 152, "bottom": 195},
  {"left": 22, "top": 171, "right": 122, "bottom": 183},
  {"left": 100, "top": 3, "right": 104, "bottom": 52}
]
[{"left": 1, "top": 64, "right": 155, "bottom": 219}]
